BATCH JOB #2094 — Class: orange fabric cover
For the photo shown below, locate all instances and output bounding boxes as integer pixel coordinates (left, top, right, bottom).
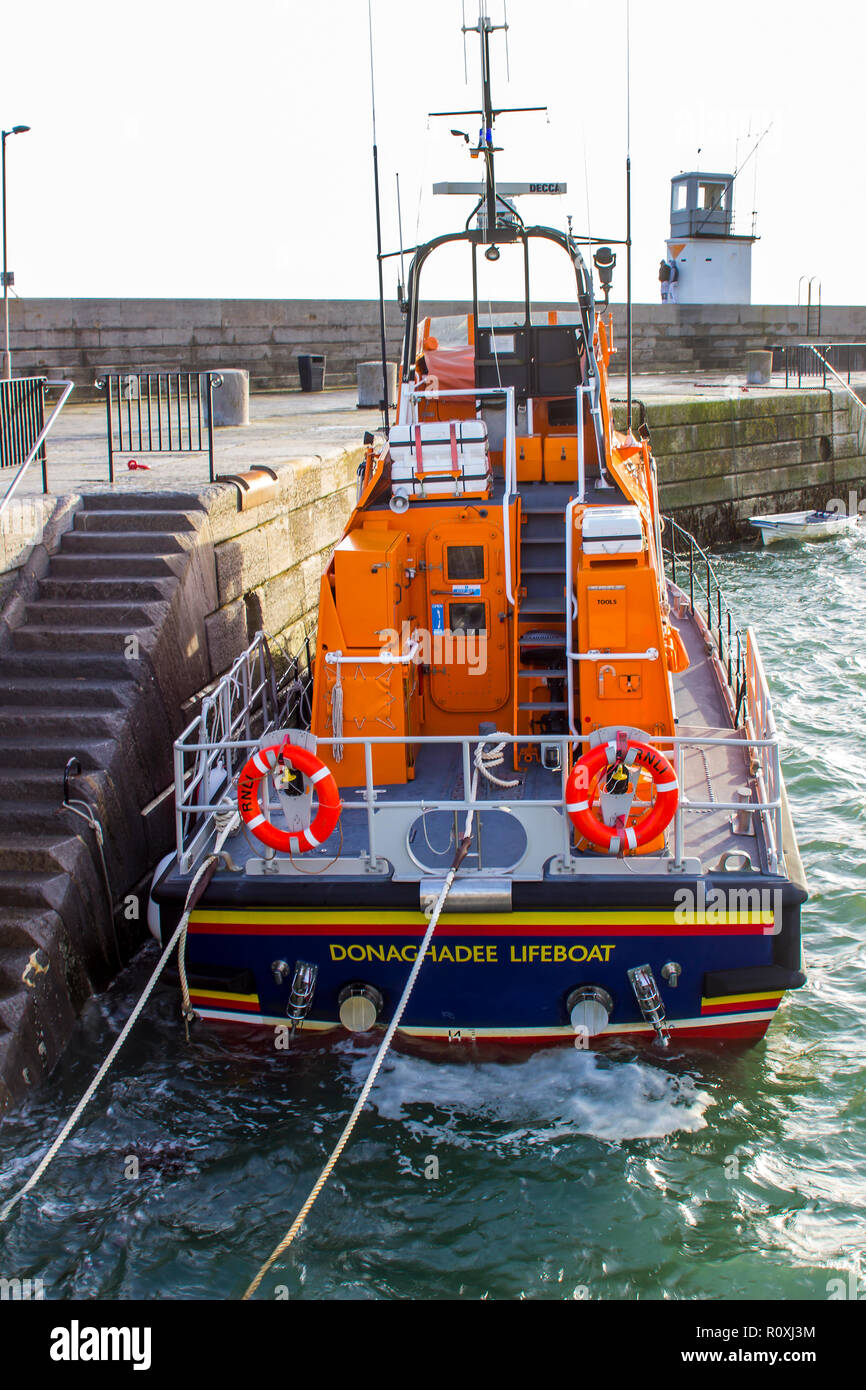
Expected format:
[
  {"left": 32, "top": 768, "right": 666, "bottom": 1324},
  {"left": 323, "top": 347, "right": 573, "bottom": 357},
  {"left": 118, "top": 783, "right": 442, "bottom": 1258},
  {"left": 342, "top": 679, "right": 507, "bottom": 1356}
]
[{"left": 423, "top": 344, "right": 475, "bottom": 391}]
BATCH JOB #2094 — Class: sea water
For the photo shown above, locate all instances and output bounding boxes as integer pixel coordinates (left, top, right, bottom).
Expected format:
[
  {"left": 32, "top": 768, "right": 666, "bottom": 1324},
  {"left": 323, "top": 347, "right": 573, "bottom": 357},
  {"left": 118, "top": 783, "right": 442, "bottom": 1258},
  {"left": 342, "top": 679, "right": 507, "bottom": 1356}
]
[{"left": 0, "top": 532, "right": 864, "bottom": 1301}]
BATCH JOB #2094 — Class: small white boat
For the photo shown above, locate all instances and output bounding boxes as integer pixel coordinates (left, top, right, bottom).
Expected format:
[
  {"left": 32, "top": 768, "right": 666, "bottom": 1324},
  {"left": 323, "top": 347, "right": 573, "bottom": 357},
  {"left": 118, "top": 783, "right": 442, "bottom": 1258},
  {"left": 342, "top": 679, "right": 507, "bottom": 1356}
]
[{"left": 748, "top": 509, "right": 861, "bottom": 546}]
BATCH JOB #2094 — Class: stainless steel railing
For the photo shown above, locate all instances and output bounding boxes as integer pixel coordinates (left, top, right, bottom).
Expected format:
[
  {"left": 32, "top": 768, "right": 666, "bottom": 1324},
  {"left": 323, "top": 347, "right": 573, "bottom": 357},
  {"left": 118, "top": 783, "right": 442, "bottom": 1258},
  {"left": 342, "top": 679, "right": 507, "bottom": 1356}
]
[
  {"left": 0, "top": 377, "right": 74, "bottom": 518},
  {"left": 172, "top": 637, "right": 786, "bottom": 878}
]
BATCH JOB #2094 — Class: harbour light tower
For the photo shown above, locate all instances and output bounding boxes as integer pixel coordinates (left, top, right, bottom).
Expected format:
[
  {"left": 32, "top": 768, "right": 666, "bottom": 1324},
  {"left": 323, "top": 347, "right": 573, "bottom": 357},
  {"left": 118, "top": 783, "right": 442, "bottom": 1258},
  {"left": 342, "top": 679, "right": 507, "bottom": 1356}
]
[{"left": 664, "top": 172, "right": 757, "bottom": 305}]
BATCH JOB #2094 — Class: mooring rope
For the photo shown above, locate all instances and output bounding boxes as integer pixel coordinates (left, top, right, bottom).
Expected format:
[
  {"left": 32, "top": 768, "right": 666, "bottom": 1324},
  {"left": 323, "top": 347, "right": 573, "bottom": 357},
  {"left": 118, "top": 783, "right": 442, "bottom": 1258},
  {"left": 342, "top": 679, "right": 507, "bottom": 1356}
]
[
  {"left": 242, "top": 733, "right": 516, "bottom": 1300},
  {"left": 0, "top": 822, "right": 238, "bottom": 1226}
]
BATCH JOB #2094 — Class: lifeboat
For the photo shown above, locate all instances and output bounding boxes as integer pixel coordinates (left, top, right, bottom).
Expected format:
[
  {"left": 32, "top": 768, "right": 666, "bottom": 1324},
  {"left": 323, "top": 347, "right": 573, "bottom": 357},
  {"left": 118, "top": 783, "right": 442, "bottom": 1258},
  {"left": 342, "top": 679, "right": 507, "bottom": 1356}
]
[{"left": 150, "top": 5, "right": 806, "bottom": 1050}]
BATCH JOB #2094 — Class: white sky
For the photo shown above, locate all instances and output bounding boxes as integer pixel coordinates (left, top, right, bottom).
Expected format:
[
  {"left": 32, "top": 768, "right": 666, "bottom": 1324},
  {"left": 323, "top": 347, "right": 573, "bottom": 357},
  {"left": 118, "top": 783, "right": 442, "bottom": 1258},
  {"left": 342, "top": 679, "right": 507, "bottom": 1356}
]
[{"left": 3, "top": 0, "right": 863, "bottom": 304}]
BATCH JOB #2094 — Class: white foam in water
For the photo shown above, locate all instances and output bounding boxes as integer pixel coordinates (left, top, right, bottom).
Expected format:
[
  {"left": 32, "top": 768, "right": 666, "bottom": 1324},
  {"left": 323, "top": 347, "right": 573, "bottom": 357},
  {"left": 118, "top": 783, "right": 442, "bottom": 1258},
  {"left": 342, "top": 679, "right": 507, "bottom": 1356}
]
[{"left": 350, "top": 1050, "right": 712, "bottom": 1143}]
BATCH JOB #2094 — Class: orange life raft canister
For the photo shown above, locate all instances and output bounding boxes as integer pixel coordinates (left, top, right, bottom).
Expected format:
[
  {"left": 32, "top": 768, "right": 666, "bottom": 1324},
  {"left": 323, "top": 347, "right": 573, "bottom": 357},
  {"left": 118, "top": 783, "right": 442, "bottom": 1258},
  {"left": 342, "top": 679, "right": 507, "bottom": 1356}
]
[
  {"left": 566, "top": 737, "right": 678, "bottom": 854},
  {"left": 237, "top": 742, "right": 341, "bottom": 854}
]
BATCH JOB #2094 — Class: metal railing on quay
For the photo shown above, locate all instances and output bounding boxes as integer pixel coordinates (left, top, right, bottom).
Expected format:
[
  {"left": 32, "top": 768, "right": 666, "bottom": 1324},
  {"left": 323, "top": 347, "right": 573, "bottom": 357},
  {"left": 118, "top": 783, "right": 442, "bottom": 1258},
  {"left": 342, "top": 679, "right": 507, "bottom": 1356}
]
[
  {"left": 95, "top": 371, "right": 223, "bottom": 483},
  {"left": 0, "top": 376, "right": 74, "bottom": 517},
  {"left": 772, "top": 342, "right": 866, "bottom": 388}
]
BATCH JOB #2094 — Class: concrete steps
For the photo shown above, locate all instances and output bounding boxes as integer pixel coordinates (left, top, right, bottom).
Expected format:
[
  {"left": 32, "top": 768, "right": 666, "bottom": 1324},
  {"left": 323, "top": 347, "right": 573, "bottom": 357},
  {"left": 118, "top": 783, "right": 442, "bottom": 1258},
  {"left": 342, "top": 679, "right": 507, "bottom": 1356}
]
[
  {"left": 0, "top": 707, "right": 127, "bottom": 739},
  {"left": 60, "top": 531, "right": 191, "bottom": 555},
  {"left": 0, "top": 489, "right": 213, "bottom": 1108},
  {"left": 72, "top": 509, "right": 200, "bottom": 534},
  {"left": 0, "top": 678, "right": 132, "bottom": 709},
  {"left": 0, "top": 651, "right": 148, "bottom": 682},
  {"left": 81, "top": 492, "right": 205, "bottom": 512},
  {"left": 50, "top": 553, "right": 184, "bottom": 579},
  {"left": 23, "top": 599, "right": 162, "bottom": 628},
  {"left": 38, "top": 577, "right": 177, "bottom": 603},
  {"left": 13, "top": 625, "right": 156, "bottom": 654}
]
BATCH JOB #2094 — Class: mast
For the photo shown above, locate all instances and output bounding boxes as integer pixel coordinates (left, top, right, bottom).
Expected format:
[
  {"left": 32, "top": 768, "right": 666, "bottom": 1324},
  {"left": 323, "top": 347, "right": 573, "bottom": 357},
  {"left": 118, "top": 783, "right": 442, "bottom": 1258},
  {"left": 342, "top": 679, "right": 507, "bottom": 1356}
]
[{"left": 368, "top": 0, "right": 390, "bottom": 431}]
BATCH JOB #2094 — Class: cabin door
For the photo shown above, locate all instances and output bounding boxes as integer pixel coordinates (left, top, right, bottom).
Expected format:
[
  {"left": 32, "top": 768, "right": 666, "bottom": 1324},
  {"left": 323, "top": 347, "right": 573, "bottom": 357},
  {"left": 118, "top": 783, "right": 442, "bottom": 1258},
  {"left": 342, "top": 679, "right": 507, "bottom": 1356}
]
[{"left": 424, "top": 523, "right": 510, "bottom": 713}]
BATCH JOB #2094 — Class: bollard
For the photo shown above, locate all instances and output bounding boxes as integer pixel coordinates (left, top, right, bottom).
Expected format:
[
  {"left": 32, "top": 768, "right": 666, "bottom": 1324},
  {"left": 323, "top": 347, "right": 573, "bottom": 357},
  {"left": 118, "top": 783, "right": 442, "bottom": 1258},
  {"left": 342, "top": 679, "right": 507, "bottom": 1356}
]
[
  {"left": 357, "top": 360, "right": 397, "bottom": 408},
  {"left": 201, "top": 368, "right": 249, "bottom": 426},
  {"left": 745, "top": 350, "right": 772, "bottom": 386}
]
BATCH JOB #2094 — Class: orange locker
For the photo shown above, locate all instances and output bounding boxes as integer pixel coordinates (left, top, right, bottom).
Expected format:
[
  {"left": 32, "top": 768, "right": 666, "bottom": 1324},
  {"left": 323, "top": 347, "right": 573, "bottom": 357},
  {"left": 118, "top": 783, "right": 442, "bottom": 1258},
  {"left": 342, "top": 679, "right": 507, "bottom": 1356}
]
[
  {"left": 515, "top": 436, "right": 543, "bottom": 482},
  {"left": 543, "top": 435, "right": 578, "bottom": 482}
]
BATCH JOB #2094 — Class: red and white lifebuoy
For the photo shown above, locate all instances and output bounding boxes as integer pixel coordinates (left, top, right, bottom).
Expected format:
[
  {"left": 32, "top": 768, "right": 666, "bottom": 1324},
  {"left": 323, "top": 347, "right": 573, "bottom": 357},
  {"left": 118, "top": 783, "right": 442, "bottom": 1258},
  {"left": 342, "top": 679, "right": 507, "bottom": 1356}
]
[
  {"left": 237, "top": 742, "right": 341, "bottom": 854},
  {"left": 566, "top": 737, "right": 678, "bottom": 854}
]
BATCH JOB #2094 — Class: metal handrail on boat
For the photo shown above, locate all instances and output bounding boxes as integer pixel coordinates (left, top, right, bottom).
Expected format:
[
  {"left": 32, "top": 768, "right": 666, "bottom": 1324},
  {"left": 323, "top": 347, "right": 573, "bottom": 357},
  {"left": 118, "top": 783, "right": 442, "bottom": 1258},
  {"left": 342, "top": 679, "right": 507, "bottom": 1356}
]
[
  {"left": 172, "top": 636, "right": 786, "bottom": 879},
  {"left": 663, "top": 515, "right": 745, "bottom": 716},
  {"left": 405, "top": 383, "right": 517, "bottom": 605}
]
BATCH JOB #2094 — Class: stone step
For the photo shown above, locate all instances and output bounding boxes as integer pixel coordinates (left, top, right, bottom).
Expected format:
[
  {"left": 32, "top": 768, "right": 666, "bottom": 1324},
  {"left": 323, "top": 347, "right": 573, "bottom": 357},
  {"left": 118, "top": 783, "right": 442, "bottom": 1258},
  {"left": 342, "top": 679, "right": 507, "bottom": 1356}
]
[
  {"left": 13, "top": 625, "right": 155, "bottom": 654},
  {"left": 0, "top": 833, "right": 91, "bottom": 875},
  {"left": 37, "top": 577, "right": 176, "bottom": 603},
  {"left": 0, "top": 734, "right": 116, "bottom": 771},
  {"left": 73, "top": 509, "right": 199, "bottom": 534},
  {"left": 60, "top": 530, "right": 190, "bottom": 555},
  {"left": 0, "top": 804, "right": 83, "bottom": 836},
  {"left": 0, "top": 869, "right": 71, "bottom": 910},
  {"left": 0, "top": 650, "right": 143, "bottom": 680},
  {"left": 0, "top": 768, "right": 72, "bottom": 805},
  {"left": 23, "top": 599, "right": 159, "bottom": 628},
  {"left": 81, "top": 492, "right": 205, "bottom": 513},
  {"left": 0, "top": 678, "right": 131, "bottom": 710},
  {"left": 0, "top": 706, "right": 125, "bottom": 739},
  {"left": 49, "top": 553, "right": 183, "bottom": 580}
]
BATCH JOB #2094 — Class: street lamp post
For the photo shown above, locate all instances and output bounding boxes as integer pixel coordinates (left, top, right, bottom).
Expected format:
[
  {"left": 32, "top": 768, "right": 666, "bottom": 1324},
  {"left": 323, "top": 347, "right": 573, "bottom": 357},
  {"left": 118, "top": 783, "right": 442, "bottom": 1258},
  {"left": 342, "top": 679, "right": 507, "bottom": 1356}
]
[{"left": 2, "top": 125, "right": 30, "bottom": 381}]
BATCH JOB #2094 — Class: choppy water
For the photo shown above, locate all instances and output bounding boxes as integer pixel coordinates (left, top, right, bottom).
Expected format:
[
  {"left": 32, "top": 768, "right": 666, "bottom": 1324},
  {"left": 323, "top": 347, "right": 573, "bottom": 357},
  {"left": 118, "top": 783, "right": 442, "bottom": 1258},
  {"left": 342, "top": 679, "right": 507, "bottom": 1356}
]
[{"left": 1, "top": 532, "right": 865, "bottom": 1301}]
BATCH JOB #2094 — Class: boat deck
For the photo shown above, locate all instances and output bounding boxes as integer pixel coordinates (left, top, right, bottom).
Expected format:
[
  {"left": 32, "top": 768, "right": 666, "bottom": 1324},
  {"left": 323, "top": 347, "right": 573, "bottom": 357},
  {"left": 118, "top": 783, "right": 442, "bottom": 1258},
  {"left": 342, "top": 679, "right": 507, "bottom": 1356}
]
[{"left": 205, "top": 595, "right": 765, "bottom": 884}]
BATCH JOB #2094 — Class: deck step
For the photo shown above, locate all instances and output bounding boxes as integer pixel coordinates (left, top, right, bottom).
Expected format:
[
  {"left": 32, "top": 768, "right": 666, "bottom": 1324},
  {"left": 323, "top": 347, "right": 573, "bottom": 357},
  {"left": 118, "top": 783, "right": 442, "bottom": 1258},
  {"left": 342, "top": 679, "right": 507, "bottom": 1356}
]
[
  {"left": 519, "top": 599, "right": 567, "bottom": 616},
  {"left": 516, "top": 668, "right": 567, "bottom": 679},
  {"left": 518, "top": 701, "right": 568, "bottom": 712}
]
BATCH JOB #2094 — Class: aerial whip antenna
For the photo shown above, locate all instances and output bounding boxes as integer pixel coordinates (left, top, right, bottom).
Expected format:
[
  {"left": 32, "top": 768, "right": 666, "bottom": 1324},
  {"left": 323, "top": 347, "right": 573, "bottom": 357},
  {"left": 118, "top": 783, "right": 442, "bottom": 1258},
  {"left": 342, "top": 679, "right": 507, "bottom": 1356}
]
[
  {"left": 368, "top": 0, "right": 390, "bottom": 431},
  {"left": 625, "top": 0, "right": 633, "bottom": 427},
  {"left": 396, "top": 173, "right": 406, "bottom": 307}
]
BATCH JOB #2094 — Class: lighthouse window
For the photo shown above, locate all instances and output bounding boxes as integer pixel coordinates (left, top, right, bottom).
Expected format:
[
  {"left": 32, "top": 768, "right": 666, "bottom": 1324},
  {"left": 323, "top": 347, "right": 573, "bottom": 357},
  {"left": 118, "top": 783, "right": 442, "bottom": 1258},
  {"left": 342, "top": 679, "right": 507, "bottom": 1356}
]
[
  {"left": 446, "top": 545, "right": 485, "bottom": 581},
  {"left": 698, "top": 181, "right": 726, "bottom": 211},
  {"left": 449, "top": 602, "right": 486, "bottom": 634}
]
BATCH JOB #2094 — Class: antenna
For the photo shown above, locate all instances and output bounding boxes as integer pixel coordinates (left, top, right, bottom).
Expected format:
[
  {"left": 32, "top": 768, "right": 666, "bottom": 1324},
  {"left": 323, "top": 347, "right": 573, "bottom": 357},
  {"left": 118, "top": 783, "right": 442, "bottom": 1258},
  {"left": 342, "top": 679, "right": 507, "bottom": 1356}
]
[
  {"left": 367, "top": 0, "right": 390, "bottom": 432},
  {"left": 396, "top": 172, "right": 406, "bottom": 305},
  {"left": 626, "top": 0, "right": 632, "bottom": 426}
]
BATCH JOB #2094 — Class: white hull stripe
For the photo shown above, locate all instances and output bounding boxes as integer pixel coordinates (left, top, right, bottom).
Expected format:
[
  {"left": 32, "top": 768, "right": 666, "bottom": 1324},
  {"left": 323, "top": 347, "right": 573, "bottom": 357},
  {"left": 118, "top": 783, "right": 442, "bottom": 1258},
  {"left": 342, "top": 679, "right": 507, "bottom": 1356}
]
[{"left": 190, "top": 1007, "right": 777, "bottom": 1035}]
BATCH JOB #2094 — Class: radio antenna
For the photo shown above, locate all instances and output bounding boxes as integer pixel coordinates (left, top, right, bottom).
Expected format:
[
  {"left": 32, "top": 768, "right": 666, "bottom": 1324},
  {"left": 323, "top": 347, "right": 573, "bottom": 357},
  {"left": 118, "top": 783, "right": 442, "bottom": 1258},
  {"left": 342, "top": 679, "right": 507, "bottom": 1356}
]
[
  {"left": 625, "top": 0, "right": 632, "bottom": 426},
  {"left": 396, "top": 172, "right": 406, "bottom": 304},
  {"left": 367, "top": 0, "right": 390, "bottom": 431}
]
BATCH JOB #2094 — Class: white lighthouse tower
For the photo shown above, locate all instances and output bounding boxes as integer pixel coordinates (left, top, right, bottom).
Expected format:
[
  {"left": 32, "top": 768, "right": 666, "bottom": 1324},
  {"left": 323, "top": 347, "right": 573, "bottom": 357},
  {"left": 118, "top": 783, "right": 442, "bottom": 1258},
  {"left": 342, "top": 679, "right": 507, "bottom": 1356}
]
[{"left": 665, "top": 172, "right": 757, "bottom": 305}]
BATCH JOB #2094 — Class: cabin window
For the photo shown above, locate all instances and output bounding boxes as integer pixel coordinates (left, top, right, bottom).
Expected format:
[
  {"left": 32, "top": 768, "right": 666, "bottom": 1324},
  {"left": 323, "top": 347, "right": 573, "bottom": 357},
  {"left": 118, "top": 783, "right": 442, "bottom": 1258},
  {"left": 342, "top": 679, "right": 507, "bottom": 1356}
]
[
  {"left": 698, "top": 181, "right": 726, "bottom": 211},
  {"left": 673, "top": 182, "right": 688, "bottom": 212},
  {"left": 446, "top": 545, "right": 485, "bottom": 581},
  {"left": 449, "top": 602, "right": 486, "bottom": 634}
]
